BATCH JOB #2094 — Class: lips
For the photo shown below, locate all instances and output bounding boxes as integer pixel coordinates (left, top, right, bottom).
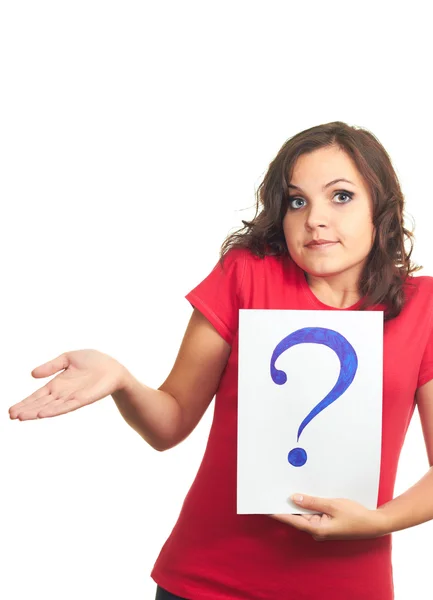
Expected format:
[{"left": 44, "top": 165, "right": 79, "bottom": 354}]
[
  {"left": 306, "top": 241, "right": 337, "bottom": 245},
  {"left": 306, "top": 241, "right": 339, "bottom": 249}
]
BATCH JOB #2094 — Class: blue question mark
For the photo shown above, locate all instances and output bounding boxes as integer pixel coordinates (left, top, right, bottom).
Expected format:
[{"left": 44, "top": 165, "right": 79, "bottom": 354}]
[{"left": 270, "top": 327, "right": 358, "bottom": 467}]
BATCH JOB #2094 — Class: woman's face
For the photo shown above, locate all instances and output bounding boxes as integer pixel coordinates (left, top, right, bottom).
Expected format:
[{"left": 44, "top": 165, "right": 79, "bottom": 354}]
[{"left": 282, "top": 145, "right": 376, "bottom": 284}]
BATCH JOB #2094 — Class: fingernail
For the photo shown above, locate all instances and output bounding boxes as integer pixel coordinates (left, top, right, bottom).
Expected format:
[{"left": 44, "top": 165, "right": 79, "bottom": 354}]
[{"left": 292, "top": 494, "right": 303, "bottom": 503}]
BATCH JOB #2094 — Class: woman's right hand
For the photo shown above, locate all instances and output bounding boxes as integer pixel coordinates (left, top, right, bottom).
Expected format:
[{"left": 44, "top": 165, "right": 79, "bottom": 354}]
[{"left": 9, "top": 349, "right": 130, "bottom": 421}]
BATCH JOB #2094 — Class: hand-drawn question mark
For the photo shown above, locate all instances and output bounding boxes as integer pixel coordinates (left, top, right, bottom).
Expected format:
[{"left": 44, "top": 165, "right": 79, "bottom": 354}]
[{"left": 270, "top": 327, "right": 358, "bottom": 467}]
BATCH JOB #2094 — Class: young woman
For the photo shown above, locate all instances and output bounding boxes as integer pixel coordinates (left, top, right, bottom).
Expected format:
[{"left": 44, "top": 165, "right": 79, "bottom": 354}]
[{"left": 9, "top": 121, "right": 433, "bottom": 600}]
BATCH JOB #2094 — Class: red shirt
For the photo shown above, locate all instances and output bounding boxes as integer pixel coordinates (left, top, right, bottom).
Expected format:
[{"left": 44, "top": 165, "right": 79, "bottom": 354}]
[{"left": 151, "top": 248, "right": 433, "bottom": 600}]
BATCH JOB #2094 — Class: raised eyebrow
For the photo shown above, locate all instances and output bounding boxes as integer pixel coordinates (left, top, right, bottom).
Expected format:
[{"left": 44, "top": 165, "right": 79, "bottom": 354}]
[{"left": 287, "top": 178, "right": 356, "bottom": 193}]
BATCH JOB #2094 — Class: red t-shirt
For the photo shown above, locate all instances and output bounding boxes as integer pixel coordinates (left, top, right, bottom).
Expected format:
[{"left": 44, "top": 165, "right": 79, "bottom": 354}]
[{"left": 151, "top": 248, "right": 433, "bottom": 600}]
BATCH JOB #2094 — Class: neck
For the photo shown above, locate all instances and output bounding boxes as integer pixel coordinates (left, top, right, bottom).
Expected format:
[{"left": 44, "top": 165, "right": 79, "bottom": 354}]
[{"left": 304, "top": 271, "right": 362, "bottom": 309}]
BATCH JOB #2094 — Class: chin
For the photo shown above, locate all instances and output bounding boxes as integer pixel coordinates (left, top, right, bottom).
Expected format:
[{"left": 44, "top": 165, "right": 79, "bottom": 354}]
[
  {"left": 299, "top": 258, "right": 347, "bottom": 278},
  {"left": 306, "top": 267, "right": 343, "bottom": 278},
  {"left": 306, "top": 257, "right": 366, "bottom": 280}
]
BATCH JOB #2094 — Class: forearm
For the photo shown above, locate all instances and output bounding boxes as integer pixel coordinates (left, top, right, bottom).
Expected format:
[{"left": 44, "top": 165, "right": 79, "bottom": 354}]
[
  {"left": 112, "top": 372, "right": 183, "bottom": 451},
  {"left": 377, "top": 466, "right": 433, "bottom": 533}
]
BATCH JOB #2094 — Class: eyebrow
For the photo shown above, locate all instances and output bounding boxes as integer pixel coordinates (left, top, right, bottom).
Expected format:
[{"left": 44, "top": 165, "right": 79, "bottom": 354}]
[{"left": 287, "top": 178, "right": 356, "bottom": 192}]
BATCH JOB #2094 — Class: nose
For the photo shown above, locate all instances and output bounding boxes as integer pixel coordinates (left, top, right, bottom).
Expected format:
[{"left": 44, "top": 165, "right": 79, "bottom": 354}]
[{"left": 305, "top": 203, "right": 330, "bottom": 230}]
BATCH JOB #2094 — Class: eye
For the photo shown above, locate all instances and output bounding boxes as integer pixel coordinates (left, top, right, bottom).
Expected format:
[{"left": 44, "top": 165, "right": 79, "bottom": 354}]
[
  {"left": 289, "top": 198, "right": 306, "bottom": 209},
  {"left": 287, "top": 190, "right": 354, "bottom": 210},
  {"left": 334, "top": 191, "right": 354, "bottom": 203}
]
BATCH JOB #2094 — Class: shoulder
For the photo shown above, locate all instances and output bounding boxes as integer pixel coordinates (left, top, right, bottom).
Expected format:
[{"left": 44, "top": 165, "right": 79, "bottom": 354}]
[
  {"left": 223, "top": 249, "right": 301, "bottom": 306},
  {"left": 409, "top": 273, "right": 433, "bottom": 285},
  {"left": 404, "top": 274, "right": 433, "bottom": 315},
  {"left": 222, "top": 247, "right": 291, "bottom": 267},
  {"left": 219, "top": 247, "right": 264, "bottom": 278},
  {"left": 221, "top": 247, "right": 262, "bottom": 265},
  {"left": 221, "top": 247, "right": 293, "bottom": 279},
  {"left": 406, "top": 274, "right": 433, "bottom": 296}
]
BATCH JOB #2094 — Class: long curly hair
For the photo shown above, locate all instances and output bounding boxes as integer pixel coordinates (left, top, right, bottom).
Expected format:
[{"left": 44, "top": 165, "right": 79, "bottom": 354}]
[{"left": 219, "top": 121, "right": 422, "bottom": 320}]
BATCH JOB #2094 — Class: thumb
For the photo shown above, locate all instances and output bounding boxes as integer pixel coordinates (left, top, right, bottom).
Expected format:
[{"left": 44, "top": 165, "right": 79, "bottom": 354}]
[
  {"left": 31, "top": 353, "right": 69, "bottom": 378},
  {"left": 291, "top": 494, "right": 331, "bottom": 513}
]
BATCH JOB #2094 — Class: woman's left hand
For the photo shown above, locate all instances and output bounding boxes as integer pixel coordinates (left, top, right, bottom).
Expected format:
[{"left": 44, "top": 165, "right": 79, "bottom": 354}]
[{"left": 269, "top": 494, "right": 390, "bottom": 541}]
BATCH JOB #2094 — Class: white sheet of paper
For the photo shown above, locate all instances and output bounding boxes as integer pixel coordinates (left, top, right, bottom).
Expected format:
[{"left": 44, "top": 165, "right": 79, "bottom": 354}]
[{"left": 237, "top": 309, "right": 383, "bottom": 515}]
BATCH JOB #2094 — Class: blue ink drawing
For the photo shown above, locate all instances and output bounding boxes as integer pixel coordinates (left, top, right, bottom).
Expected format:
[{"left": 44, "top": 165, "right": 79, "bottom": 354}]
[{"left": 270, "top": 327, "right": 358, "bottom": 467}]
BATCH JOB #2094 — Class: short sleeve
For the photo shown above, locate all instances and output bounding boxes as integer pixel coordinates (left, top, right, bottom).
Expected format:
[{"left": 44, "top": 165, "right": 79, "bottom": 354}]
[
  {"left": 185, "top": 248, "right": 247, "bottom": 345},
  {"left": 418, "top": 305, "right": 433, "bottom": 389}
]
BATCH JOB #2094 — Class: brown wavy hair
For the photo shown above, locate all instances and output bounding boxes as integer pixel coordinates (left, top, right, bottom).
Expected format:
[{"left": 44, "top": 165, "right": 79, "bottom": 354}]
[{"left": 219, "top": 121, "right": 422, "bottom": 320}]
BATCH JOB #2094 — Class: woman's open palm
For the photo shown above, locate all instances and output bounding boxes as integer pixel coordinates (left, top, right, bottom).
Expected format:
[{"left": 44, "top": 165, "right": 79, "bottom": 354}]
[{"left": 9, "top": 349, "right": 128, "bottom": 421}]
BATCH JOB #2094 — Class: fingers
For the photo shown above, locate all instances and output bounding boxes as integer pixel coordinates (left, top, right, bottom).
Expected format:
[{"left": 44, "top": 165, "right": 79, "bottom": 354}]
[
  {"left": 31, "top": 354, "right": 69, "bottom": 378},
  {"left": 37, "top": 396, "right": 84, "bottom": 418},
  {"left": 10, "top": 354, "right": 71, "bottom": 419},
  {"left": 9, "top": 388, "right": 51, "bottom": 419},
  {"left": 10, "top": 392, "right": 80, "bottom": 420}
]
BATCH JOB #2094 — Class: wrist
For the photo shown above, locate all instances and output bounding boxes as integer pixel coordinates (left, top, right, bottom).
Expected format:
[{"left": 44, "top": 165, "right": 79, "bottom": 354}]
[
  {"left": 374, "top": 506, "right": 393, "bottom": 536},
  {"left": 117, "top": 367, "right": 137, "bottom": 395}
]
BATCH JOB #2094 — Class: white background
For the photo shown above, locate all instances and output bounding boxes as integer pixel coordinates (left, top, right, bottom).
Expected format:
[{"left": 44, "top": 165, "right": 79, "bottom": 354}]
[{"left": 1, "top": 1, "right": 432, "bottom": 599}]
